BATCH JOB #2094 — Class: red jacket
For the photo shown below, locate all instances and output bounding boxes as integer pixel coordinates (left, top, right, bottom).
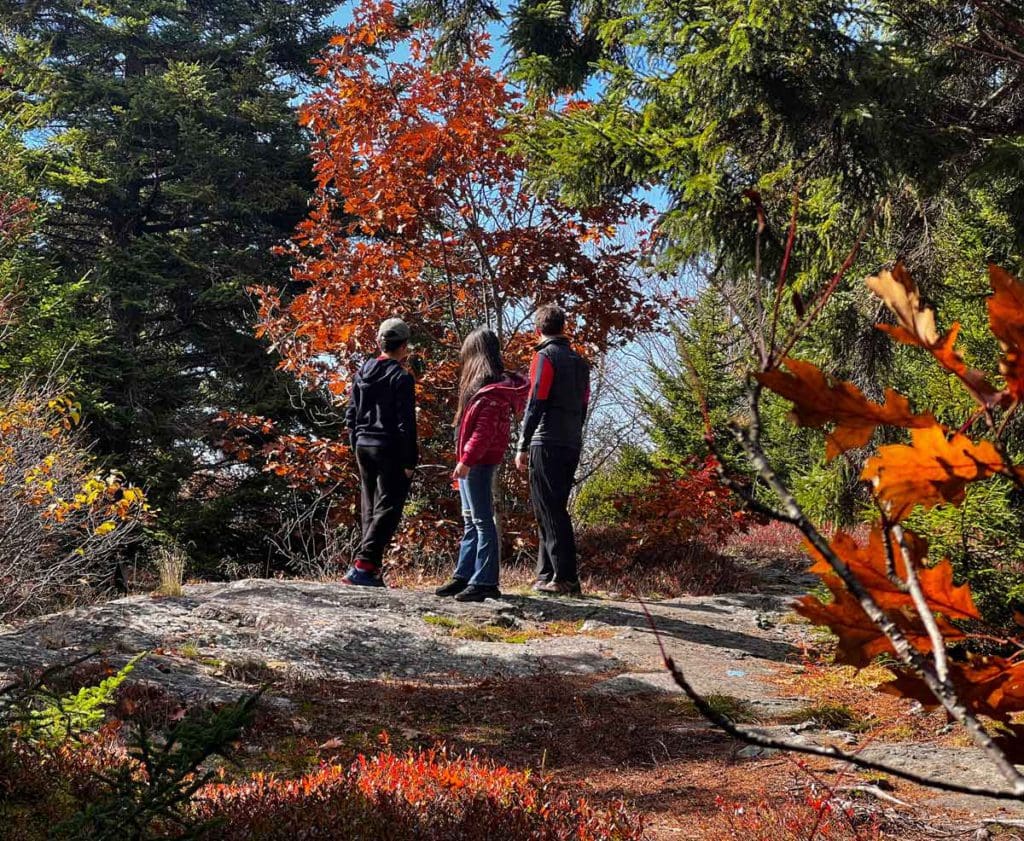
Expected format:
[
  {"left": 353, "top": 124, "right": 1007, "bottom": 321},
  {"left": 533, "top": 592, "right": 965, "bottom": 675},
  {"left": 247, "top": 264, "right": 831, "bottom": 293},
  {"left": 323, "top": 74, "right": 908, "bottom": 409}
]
[{"left": 456, "top": 372, "right": 529, "bottom": 467}]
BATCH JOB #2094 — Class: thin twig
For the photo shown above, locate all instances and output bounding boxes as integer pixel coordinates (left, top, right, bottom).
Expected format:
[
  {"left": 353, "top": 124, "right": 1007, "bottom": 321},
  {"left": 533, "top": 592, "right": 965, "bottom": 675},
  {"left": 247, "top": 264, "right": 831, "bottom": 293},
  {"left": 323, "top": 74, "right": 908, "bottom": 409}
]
[
  {"left": 767, "top": 189, "right": 801, "bottom": 357},
  {"left": 773, "top": 209, "right": 877, "bottom": 365},
  {"left": 891, "top": 522, "right": 950, "bottom": 687}
]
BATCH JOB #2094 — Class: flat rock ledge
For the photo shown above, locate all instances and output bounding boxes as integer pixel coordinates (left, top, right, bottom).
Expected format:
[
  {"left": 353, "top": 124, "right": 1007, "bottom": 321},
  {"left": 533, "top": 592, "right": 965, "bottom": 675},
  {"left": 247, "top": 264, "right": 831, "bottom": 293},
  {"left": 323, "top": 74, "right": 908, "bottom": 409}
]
[
  {"left": 2, "top": 579, "right": 1022, "bottom": 816},
  {"left": 0, "top": 580, "right": 798, "bottom": 708}
]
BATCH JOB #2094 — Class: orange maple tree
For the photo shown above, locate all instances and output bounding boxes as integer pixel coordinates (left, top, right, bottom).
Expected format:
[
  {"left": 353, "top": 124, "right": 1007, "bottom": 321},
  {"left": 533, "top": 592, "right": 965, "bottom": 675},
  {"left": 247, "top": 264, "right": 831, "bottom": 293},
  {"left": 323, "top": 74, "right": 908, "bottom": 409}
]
[{"left": 226, "top": 0, "right": 655, "bottom": 558}]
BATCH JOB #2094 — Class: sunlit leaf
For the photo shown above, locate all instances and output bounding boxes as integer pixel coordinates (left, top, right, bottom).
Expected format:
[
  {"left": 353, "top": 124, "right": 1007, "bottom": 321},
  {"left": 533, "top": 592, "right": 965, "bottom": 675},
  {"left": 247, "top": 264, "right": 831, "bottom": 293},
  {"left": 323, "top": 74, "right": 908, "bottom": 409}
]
[
  {"left": 867, "top": 264, "right": 1000, "bottom": 406},
  {"left": 756, "top": 358, "right": 933, "bottom": 459},
  {"left": 861, "top": 424, "right": 1006, "bottom": 519}
]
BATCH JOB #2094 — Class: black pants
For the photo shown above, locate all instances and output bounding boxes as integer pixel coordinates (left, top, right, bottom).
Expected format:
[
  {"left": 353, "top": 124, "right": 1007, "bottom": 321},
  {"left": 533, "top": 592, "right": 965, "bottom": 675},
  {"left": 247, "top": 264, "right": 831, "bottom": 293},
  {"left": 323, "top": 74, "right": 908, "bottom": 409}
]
[
  {"left": 355, "top": 446, "right": 411, "bottom": 570},
  {"left": 529, "top": 444, "right": 581, "bottom": 583}
]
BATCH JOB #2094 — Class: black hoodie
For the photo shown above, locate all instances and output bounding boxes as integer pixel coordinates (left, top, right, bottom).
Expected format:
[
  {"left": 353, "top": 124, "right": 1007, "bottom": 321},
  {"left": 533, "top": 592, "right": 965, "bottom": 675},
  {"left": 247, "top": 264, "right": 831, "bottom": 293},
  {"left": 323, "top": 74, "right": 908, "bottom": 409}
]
[{"left": 345, "top": 356, "right": 418, "bottom": 469}]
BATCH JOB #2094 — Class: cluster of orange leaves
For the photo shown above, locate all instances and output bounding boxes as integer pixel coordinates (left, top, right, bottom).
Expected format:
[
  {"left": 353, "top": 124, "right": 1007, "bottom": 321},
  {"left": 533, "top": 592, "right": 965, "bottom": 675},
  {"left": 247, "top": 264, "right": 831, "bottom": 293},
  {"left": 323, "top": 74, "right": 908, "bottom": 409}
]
[{"left": 758, "top": 264, "right": 1024, "bottom": 723}]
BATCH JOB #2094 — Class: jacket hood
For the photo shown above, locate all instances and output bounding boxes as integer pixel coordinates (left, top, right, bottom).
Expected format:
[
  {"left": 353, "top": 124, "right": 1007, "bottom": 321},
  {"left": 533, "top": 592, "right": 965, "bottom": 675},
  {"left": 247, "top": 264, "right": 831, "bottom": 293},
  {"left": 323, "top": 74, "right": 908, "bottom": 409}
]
[
  {"left": 356, "top": 356, "right": 403, "bottom": 386},
  {"left": 472, "top": 371, "right": 529, "bottom": 413},
  {"left": 476, "top": 370, "right": 528, "bottom": 397}
]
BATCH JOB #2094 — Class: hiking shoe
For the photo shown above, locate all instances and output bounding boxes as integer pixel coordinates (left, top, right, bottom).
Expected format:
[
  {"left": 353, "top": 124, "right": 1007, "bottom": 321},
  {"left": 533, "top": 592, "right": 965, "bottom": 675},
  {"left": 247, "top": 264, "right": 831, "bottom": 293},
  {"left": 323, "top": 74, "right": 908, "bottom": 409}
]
[
  {"left": 536, "top": 580, "right": 582, "bottom": 597},
  {"left": 531, "top": 578, "right": 551, "bottom": 592},
  {"left": 454, "top": 585, "right": 501, "bottom": 602},
  {"left": 435, "top": 578, "right": 469, "bottom": 597},
  {"left": 341, "top": 566, "right": 385, "bottom": 588}
]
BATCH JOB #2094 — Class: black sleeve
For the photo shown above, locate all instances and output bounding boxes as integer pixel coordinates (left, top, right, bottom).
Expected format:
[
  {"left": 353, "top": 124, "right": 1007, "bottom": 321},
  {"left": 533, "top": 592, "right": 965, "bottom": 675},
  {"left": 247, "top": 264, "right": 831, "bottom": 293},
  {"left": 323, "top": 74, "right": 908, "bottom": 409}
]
[
  {"left": 345, "top": 379, "right": 360, "bottom": 449},
  {"left": 396, "top": 371, "right": 418, "bottom": 469}
]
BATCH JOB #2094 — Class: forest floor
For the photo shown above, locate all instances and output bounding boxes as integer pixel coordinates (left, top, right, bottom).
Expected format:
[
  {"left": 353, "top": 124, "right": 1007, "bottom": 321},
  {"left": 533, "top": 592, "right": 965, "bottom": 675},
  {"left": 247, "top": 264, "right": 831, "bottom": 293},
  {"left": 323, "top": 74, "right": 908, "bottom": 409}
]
[{"left": 1, "top": 552, "right": 1022, "bottom": 839}]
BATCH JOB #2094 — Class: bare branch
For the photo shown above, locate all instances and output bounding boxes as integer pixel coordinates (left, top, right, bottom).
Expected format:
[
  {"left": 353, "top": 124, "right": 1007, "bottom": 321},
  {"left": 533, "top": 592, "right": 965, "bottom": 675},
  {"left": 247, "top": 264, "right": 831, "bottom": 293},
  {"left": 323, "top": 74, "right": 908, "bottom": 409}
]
[{"left": 663, "top": 652, "right": 1024, "bottom": 801}]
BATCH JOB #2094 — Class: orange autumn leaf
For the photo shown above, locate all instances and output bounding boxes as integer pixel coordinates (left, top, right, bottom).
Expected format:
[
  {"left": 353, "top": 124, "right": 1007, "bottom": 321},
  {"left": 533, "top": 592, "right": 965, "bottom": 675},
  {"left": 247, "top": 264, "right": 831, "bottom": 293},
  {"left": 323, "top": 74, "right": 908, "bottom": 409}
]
[
  {"left": 867, "top": 264, "right": 1000, "bottom": 406},
  {"left": 806, "top": 526, "right": 979, "bottom": 621},
  {"left": 795, "top": 584, "right": 966, "bottom": 668},
  {"left": 987, "top": 264, "right": 1024, "bottom": 400},
  {"left": 880, "top": 655, "right": 1024, "bottom": 722},
  {"left": 756, "top": 358, "right": 933, "bottom": 460},
  {"left": 866, "top": 263, "right": 942, "bottom": 346},
  {"left": 861, "top": 423, "right": 1006, "bottom": 520}
]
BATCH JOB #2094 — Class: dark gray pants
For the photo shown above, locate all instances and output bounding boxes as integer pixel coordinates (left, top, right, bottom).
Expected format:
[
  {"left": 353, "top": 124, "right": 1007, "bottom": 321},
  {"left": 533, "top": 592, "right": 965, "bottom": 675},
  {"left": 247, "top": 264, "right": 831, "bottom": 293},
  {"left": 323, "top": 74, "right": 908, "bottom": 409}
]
[
  {"left": 355, "top": 446, "right": 411, "bottom": 570},
  {"left": 529, "top": 444, "right": 580, "bottom": 583}
]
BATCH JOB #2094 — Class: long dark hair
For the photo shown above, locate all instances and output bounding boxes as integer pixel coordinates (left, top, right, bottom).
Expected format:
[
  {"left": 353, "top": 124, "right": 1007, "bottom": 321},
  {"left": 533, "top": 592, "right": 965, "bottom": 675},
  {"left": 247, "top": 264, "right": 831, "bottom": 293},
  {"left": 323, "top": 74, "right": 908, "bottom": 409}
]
[{"left": 455, "top": 327, "right": 503, "bottom": 425}]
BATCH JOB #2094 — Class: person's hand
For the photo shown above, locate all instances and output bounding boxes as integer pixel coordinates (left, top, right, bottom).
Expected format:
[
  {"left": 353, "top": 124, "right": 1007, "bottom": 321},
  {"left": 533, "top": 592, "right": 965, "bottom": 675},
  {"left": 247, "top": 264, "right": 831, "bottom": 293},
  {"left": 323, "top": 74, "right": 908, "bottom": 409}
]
[
  {"left": 515, "top": 451, "right": 528, "bottom": 473},
  {"left": 405, "top": 468, "right": 415, "bottom": 479},
  {"left": 452, "top": 462, "right": 469, "bottom": 480}
]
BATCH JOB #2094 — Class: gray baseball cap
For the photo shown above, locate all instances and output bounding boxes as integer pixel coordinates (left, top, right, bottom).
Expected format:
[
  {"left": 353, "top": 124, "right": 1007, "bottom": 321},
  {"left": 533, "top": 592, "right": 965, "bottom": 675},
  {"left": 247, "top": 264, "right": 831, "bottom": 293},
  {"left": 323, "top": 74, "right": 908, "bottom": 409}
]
[{"left": 377, "top": 317, "right": 411, "bottom": 342}]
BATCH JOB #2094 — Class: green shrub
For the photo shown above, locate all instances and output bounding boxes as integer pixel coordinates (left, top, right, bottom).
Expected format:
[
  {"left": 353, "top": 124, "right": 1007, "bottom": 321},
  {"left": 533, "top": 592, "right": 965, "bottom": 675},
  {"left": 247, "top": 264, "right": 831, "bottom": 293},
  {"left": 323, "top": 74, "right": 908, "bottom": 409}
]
[
  {"left": 26, "top": 654, "right": 144, "bottom": 744},
  {"left": 575, "top": 445, "right": 655, "bottom": 526},
  {"left": 904, "top": 477, "right": 1024, "bottom": 628}
]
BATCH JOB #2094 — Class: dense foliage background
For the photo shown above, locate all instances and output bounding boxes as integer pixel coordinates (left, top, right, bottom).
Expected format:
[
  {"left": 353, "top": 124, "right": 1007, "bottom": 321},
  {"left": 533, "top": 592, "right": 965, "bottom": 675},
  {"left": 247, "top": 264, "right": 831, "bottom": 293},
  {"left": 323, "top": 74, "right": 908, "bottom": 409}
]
[
  {"left": 8, "top": 2, "right": 1024, "bottom": 836},
  {"left": 3, "top": 0, "right": 1024, "bottom": 622}
]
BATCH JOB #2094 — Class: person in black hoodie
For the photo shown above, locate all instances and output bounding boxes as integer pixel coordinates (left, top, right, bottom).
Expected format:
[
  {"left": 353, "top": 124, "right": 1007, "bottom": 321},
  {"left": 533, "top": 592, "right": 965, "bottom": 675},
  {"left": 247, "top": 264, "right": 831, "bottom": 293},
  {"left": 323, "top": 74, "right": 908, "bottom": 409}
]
[
  {"left": 515, "top": 305, "right": 590, "bottom": 596},
  {"left": 342, "top": 318, "right": 418, "bottom": 587}
]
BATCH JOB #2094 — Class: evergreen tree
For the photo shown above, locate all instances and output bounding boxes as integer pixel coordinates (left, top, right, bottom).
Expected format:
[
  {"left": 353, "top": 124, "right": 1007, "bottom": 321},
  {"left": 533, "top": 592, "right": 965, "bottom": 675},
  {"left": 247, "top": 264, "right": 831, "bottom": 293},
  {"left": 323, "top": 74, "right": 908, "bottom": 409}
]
[
  {"left": 643, "top": 291, "right": 745, "bottom": 469},
  {"left": 0, "top": 69, "right": 95, "bottom": 381},
  {"left": 420, "top": 1, "right": 1024, "bottom": 330},
  {"left": 0, "top": 1, "right": 337, "bottom": 566}
]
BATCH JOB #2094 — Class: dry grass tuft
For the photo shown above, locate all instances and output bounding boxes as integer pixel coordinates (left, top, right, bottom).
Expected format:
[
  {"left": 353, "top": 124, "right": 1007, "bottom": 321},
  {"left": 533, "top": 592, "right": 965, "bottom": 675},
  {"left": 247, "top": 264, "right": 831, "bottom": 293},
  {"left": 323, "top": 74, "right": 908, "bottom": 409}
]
[{"left": 156, "top": 544, "right": 187, "bottom": 597}]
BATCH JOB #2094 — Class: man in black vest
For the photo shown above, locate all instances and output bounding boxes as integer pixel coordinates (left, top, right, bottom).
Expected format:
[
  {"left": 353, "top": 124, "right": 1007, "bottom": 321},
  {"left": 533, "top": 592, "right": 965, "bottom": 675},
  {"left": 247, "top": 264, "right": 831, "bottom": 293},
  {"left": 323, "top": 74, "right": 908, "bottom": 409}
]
[{"left": 515, "top": 305, "right": 590, "bottom": 596}]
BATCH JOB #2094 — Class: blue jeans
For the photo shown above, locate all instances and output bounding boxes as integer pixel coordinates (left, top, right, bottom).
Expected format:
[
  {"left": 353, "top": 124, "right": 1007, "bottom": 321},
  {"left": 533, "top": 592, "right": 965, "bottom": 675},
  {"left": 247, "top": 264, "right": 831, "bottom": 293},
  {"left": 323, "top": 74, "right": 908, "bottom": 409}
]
[{"left": 453, "top": 464, "right": 499, "bottom": 587}]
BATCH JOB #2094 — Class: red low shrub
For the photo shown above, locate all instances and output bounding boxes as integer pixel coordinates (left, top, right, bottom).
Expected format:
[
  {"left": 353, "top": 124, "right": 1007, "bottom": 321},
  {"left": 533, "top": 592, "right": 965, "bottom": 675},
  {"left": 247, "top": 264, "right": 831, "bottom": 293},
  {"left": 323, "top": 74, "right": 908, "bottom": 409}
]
[
  {"left": 3, "top": 731, "right": 643, "bottom": 839},
  {"left": 193, "top": 742, "right": 643, "bottom": 840},
  {"left": 575, "top": 458, "right": 761, "bottom": 596},
  {"left": 577, "top": 525, "right": 754, "bottom": 595},
  {"left": 192, "top": 745, "right": 638, "bottom": 835},
  {"left": 0, "top": 724, "right": 128, "bottom": 840},
  {"left": 709, "top": 792, "right": 882, "bottom": 840},
  {"left": 610, "top": 459, "right": 759, "bottom": 544},
  {"left": 722, "top": 520, "right": 804, "bottom": 563}
]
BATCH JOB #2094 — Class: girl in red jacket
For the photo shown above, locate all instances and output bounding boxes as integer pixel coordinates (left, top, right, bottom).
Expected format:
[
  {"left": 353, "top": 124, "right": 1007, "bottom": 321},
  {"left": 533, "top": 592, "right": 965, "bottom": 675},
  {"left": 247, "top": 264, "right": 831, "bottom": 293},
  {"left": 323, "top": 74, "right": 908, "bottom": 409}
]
[{"left": 436, "top": 328, "right": 528, "bottom": 602}]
